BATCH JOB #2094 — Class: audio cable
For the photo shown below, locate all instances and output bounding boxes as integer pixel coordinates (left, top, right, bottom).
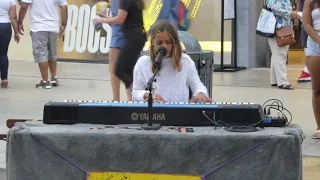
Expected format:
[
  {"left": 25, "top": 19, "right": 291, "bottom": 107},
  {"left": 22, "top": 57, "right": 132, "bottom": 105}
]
[{"left": 202, "top": 99, "right": 292, "bottom": 132}]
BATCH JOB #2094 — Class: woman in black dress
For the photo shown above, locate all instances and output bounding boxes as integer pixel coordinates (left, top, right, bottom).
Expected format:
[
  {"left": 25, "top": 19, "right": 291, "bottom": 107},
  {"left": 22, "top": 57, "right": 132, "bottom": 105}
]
[{"left": 94, "top": 0, "right": 146, "bottom": 100}]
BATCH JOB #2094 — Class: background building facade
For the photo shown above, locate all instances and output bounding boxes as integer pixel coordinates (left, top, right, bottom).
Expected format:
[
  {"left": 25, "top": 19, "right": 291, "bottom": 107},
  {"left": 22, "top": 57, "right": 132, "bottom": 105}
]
[{"left": 7, "top": 0, "right": 304, "bottom": 68}]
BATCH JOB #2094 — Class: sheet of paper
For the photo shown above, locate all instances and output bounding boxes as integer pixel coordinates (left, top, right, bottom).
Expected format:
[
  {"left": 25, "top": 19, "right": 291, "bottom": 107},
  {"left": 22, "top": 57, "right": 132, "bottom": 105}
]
[{"left": 224, "top": 0, "right": 235, "bottom": 19}]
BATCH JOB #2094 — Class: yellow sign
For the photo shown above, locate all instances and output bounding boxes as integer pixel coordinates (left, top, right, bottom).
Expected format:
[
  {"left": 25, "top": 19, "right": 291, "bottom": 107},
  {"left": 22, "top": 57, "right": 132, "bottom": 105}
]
[
  {"left": 141, "top": 0, "right": 231, "bottom": 52},
  {"left": 87, "top": 172, "right": 201, "bottom": 180}
]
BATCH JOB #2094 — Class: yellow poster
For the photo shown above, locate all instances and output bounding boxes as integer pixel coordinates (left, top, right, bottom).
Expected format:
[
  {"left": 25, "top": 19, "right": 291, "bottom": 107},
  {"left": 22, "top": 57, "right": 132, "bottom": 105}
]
[{"left": 87, "top": 172, "right": 201, "bottom": 180}]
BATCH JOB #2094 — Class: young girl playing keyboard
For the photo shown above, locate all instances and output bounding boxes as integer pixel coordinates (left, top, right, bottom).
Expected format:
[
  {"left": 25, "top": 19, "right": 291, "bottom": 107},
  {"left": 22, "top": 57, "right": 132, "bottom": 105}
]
[{"left": 132, "top": 20, "right": 212, "bottom": 103}]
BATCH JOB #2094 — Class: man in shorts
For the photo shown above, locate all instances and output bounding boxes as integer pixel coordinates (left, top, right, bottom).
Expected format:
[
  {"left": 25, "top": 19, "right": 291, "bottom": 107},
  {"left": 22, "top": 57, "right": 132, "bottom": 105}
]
[{"left": 18, "top": 0, "right": 68, "bottom": 89}]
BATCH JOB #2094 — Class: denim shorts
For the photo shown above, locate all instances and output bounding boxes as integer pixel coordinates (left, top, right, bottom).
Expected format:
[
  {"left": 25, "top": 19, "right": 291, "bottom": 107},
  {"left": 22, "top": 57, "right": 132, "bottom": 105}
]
[
  {"left": 110, "top": 24, "right": 124, "bottom": 49},
  {"left": 305, "top": 36, "right": 320, "bottom": 56}
]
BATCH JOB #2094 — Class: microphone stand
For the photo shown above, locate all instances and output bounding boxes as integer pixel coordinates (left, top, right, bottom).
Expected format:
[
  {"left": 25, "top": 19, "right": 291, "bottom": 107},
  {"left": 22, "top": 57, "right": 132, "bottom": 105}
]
[{"left": 141, "top": 62, "right": 161, "bottom": 130}]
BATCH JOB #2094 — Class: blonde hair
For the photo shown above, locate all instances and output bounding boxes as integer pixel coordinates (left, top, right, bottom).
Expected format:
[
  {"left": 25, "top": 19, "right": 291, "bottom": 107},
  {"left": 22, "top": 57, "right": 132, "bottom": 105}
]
[{"left": 149, "top": 20, "right": 182, "bottom": 73}]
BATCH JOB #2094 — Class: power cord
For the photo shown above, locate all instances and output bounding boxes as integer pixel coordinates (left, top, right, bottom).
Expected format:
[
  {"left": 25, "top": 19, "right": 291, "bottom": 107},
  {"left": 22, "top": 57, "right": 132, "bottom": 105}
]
[
  {"left": 201, "top": 111, "right": 263, "bottom": 132},
  {"left": 201, "top": 99, "right": 292, "bottom": 132}
]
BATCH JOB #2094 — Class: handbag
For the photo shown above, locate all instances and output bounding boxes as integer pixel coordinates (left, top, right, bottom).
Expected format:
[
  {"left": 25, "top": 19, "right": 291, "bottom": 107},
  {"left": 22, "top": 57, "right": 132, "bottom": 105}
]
[
  {"left": 256, "top": 0, "right": 277, "bottom": 38},
  {"left": 275, "top": 26, "right": 296, "bottom": 47}
]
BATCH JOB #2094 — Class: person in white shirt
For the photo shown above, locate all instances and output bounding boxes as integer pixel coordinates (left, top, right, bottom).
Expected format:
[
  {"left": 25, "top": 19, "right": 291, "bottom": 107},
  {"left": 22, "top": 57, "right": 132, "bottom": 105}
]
[
  {"left": 18, "top": 0, "right": 68, "bottom": 89},
  {"left": 132, "top": 20, "right": 212, "bottom": 103},
  {"left": 0, "top": 0, "right": 20, "bottom": 88}
]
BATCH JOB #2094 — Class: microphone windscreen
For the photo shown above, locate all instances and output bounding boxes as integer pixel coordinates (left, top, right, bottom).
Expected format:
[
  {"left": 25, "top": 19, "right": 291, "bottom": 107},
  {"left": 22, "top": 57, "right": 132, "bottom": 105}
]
[{"left": 157, "top": 46, "right": 167, "bottom": 56}]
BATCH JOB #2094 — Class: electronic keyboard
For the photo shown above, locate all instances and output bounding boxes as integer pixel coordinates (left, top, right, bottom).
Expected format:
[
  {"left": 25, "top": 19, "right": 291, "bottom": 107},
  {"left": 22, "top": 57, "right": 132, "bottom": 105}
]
[{"left": 43, "top": 100, "right": 264, "bottom": 126}]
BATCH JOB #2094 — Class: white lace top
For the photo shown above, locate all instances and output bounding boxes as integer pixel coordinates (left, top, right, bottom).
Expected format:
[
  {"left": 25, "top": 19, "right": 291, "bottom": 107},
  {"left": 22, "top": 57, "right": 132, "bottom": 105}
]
[{"left": 132, "top": 54, "right": 209, "bottom": 102}]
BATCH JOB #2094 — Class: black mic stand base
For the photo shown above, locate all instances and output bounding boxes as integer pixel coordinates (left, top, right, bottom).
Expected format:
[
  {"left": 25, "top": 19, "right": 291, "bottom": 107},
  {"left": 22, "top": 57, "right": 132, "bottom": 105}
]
[
  {"left": 141, "top": 123, "right": 161, "bottom": 130},
  {"left": 141, "top": 66, "right": 162, "bottom": 131}
]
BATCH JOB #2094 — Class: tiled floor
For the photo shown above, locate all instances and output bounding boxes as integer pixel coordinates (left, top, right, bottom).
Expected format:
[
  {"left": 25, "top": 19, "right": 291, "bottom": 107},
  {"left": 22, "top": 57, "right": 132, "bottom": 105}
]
[
  {"left": 288, "top": 50, "right": 305, "bottom": 65},
  {"left": 0, "top": 60, "right": 319, "bottom": 178}
]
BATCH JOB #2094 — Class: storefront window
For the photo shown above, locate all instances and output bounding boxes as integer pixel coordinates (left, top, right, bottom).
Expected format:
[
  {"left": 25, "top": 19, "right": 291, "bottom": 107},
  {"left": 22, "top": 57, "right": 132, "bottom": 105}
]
[{"left": 58, "top": 0, "right": 232, "bottom": 63}]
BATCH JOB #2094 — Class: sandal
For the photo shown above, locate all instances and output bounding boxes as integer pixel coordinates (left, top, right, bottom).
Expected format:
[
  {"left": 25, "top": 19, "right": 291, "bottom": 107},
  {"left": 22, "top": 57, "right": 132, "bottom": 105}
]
[
  {"left": 278, "top": 84, "right": 294, "bottom": 90},
  {"left": 312, "top": 130, "right": 320, "bottom": 139},
  {"left": 1, "top": 80, "right": 8, "bottom": 88}
]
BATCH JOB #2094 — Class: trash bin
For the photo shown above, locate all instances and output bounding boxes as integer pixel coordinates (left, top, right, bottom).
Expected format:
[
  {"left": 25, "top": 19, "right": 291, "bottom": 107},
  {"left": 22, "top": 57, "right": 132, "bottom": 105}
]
[
  {"left": 178, "top": 31, "right": 213, "bottom": 98},
  {"left": 187, "top": 51, "right": 214, "bottom": 98},
  {"left": 178, "top": 31, "right": 202, "bottom": 53}
]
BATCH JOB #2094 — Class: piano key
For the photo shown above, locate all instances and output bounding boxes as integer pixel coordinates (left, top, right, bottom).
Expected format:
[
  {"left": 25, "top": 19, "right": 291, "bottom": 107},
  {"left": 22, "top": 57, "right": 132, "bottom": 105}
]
[{"left": 63, "top": 101, "right": 259, "bottom": 106}]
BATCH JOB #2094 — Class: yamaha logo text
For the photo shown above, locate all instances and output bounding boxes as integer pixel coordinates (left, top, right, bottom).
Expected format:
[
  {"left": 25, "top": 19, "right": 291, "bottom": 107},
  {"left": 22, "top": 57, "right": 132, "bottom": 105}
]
[{"left": 131, "top": 113, "right": 166, "bottom": 121}]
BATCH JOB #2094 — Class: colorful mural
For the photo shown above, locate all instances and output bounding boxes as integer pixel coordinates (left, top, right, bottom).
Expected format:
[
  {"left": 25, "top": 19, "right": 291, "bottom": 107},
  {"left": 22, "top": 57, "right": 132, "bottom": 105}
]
[{"left": 58, "top": 0, "right": 232, "bottom": 61}]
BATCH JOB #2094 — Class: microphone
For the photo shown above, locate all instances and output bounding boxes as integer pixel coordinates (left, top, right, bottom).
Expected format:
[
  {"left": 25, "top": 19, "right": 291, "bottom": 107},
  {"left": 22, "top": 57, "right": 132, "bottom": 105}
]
[{"left": 155, "top": 46, "right": 167, "bottom": 69}]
